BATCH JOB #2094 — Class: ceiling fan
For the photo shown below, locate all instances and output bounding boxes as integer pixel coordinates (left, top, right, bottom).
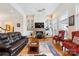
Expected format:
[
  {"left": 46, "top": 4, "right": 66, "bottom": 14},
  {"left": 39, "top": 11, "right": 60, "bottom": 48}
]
[{"left": 37, "top": 8, "right": 45, "bottom": 12}]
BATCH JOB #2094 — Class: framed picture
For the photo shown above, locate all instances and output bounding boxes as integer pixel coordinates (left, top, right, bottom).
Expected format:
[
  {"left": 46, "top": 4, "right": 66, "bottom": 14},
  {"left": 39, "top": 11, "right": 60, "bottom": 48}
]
[
  {"left": 6, "top": 25, "right": 10, "bottom": 31},
  {"left": 69, "top": 15, "right": 75, "bottom": 26},
  {"left": 17, "top": 23, "right": 20, "bottom": 27}
]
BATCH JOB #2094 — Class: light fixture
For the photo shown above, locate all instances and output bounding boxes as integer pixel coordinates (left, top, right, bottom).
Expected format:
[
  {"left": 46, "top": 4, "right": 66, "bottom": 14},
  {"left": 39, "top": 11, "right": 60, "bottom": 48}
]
[{"left": 37, "top": 8, "right": 46, "bottom": 12}]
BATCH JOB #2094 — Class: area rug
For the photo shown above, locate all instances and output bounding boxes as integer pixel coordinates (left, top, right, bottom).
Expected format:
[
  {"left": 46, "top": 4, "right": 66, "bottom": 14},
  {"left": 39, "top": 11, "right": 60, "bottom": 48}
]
[
  {"left": 47, "top": 43, "right": 60, "bottom": 56},
  {"left": 39, "top": 42, "right": 60, "bottom": 56},
  {"left": 39, "top": 42, "right": 53, "bottom": 56}
]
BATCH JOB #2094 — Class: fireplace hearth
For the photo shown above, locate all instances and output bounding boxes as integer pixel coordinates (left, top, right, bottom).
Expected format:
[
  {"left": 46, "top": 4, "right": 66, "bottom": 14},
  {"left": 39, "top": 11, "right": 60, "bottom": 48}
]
[{"left": 36, "top": 31, "right": 43, "bottom": 39}]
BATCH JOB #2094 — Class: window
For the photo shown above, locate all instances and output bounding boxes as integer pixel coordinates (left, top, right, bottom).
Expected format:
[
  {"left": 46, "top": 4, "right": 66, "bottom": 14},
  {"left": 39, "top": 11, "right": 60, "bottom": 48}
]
[
  {"left": 52, "top": 19, "right": 58, "bottom": 35},
  {"left": 27, "top": 15, "right": 34, "bottom": 31},
  {"left": 58, "top": 11, "right": 69, "bottom": 38},
  {"left": 75, "top": 4, "right": 79, "bottom": 30},
  {"left": 27, "top": 19, "right": 34, "bottom": 31}
]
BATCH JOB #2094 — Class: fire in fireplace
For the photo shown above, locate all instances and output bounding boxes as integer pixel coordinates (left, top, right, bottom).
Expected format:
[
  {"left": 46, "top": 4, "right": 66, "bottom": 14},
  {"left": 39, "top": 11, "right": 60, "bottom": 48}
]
[{"left": 36, "top": 31, "right": 43, "bottom": 38}]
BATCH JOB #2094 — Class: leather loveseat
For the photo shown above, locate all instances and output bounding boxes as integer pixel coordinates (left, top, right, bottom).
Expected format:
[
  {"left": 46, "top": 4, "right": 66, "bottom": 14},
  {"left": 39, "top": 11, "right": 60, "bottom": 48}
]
[{"left": 0, "top": 32, "right": 28, "bottom": 56}]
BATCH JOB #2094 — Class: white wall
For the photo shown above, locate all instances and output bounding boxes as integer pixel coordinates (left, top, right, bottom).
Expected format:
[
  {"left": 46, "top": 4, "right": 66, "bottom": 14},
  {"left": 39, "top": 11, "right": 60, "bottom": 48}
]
[
  {"left": 0, "top": 3, "right": 77, "bottom": 38},
  {"left": 0, "top": 15, "right": 23, "bottom": 34},
  {"left": 0, "top": 13, "right": 52, "bottom": 37},
  {"left": 23, "top": 13, "right": 53, "bottom": 37},
  {"left": 52, "top": 3, "right": 76, "bottom": 39}
]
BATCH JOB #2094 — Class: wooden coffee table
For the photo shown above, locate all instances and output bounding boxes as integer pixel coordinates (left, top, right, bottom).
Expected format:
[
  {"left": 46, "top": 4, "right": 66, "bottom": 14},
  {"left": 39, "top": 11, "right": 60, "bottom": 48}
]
[{"left": 28, "top": 42, "right": 39, "bottom": 54}]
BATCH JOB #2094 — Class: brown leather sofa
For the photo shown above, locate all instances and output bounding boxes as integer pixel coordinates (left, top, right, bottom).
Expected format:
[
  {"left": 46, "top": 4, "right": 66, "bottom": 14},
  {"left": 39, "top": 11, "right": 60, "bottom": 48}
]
[{"left": 0, "top": 32, "right": 28, "bottom": 56}]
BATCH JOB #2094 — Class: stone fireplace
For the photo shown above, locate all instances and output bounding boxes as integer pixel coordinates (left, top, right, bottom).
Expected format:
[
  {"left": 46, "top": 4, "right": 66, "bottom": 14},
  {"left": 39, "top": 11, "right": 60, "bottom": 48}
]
[
  {"left": 33, "top": 28, "right": 45, "bottom": 38},
  {"left": 33, "top": 22, "right": 45, "bottom": 38},
  {"left": 36, "top": 31, "right": 44, "bottom": 38}
]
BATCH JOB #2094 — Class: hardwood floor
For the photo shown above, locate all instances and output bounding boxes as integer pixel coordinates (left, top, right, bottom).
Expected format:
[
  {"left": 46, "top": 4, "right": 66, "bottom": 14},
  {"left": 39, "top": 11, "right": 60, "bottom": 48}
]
[
  {"left": 18, "top": 37, "right": 71, "bottom": 56},
  {"left": 18, "top": 37, "right": 50, "bottom": 56},
  {"left": 52, "top": 40, "right": 72, "bottom": 56}
]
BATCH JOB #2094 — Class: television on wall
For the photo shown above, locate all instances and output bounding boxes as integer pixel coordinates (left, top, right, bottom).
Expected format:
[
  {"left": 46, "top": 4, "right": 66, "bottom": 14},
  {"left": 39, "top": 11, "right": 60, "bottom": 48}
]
[{"left": 35, "top": 23, "right": 44, "bottom": 28}]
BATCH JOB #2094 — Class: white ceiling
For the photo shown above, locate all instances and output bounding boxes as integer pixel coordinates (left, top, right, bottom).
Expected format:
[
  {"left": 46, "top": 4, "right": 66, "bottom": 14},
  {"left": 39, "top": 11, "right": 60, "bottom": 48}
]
[
  {"left": 0, "top": 3, "right": 21, "bottom": 16},
  {"left": 0, "top": 3, "right": 60, "bottom": 17},
  {"left": 17, "top": 3, "right": 60, "bottom": 15}
]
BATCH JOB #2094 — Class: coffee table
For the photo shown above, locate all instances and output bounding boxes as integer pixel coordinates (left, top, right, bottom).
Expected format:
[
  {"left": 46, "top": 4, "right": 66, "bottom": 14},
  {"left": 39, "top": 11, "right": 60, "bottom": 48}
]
[
  {"left": 28, "top": 42, "right": 39, "bottom": 54},
  {"left": 28, "top": 42, "right": 53, "bottom": 56}
]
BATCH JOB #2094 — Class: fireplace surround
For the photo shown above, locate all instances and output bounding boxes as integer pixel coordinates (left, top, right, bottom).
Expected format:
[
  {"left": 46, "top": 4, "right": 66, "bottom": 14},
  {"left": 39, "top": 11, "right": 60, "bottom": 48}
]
[{"left": 36, "top": 31, "right": 44, "bottom": 38}]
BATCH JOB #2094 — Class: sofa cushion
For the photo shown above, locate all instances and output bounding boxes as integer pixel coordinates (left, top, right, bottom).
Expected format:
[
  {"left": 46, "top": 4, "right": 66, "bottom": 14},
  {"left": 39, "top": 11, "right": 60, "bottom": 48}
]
[
  {"left": 71, "top": 47, "right": 79, "bottom": 53},
  {"left": 8, "top": 33, "right": 17, "bottom": 43},
  {"left": 8, "top": 32, "right": 22, "bottom": 43},
  {"left": 0, "top": 33, "right": 12, "bottom": 45},
  {"left": 9, "top": 39, "right": 26, "bottom": 52},
  {"left": 62, "top": 41, "right": 77, "bottom": 49},
  {"left": 73, "top": 36, "right": 79, "bottom": 45},
  {"left": 15, "top": 32, "right": 21, "bottom": 40}
]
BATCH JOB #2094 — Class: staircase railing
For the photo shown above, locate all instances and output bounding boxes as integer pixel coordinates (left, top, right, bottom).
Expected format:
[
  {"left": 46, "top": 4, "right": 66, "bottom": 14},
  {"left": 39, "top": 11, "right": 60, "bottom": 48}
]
[{"left": 0, "top": 27, "right": 6, "bottom": 33}]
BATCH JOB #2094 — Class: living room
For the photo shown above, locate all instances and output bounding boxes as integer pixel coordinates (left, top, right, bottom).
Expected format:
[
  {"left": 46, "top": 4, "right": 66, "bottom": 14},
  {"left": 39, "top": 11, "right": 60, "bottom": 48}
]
[{"left": 0, "top": 3, "right": 79, "bottom": 57}]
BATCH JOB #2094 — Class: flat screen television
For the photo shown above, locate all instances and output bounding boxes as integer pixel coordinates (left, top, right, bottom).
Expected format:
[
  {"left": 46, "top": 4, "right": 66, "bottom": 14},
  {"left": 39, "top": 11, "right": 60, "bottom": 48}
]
[{"left": 35, "top": 23, "right": 44, "bottom": 28}]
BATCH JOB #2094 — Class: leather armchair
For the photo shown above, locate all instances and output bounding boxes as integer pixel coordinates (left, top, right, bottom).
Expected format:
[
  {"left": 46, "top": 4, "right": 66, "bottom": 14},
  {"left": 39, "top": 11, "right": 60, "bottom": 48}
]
[
  {"left": 52, "top": 30, "right": 65, "bottom": 44},
  {"left": 62, "top": 31, "right": 79, "bottom": 55}
]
